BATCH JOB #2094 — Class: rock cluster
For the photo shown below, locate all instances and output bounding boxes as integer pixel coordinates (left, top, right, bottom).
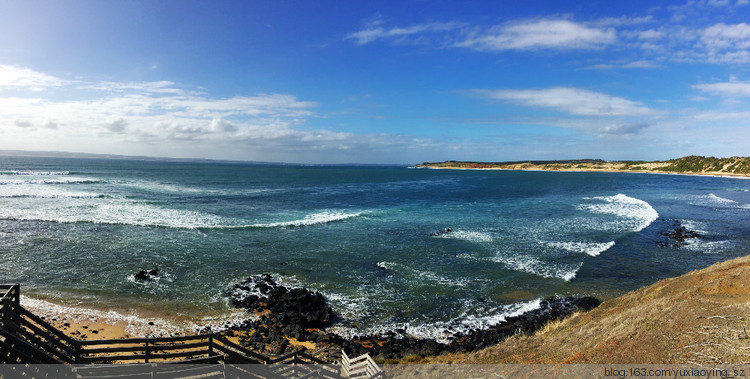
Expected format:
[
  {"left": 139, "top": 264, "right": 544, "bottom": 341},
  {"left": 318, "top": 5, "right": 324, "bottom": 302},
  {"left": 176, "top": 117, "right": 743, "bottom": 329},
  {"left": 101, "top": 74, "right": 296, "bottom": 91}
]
[
  {"left": 224, "top": 274, "right": 600, "bottom": 360},
  {"left": 134, "top": 267, "right": 159, "bottom": 281},
  {"left": 657, "top": 219, "right": 703, "bottom": 248},
  {"left": 226, "top": 274, "right": 333, "bottom": 354}
]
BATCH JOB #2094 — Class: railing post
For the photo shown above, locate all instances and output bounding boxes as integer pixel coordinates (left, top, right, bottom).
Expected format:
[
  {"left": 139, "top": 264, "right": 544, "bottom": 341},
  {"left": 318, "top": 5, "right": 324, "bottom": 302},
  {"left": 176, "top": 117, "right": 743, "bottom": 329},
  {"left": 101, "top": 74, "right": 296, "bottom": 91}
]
[
  {"left": 145, "top": 340, "right": 150, "bottom": 363},
  {"left": 0, "top": 298, "right": 7, "bottom": 329},
  {"left": 13, "top": 284, "right": 20, "bottom": 308},
  {"left": 74, "top": 341, "right": 81, "bottom": 363},
  {"left": 208, "top": 334, "right": 214, "bottom": 356}
]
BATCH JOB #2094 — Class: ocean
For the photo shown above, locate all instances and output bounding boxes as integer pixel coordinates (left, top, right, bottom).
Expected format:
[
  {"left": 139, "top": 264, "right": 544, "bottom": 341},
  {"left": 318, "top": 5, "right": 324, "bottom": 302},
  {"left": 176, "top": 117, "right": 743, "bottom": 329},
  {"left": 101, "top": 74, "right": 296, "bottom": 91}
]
[{"left": 1, "top": 156, "right": 750, "bottom": 340}]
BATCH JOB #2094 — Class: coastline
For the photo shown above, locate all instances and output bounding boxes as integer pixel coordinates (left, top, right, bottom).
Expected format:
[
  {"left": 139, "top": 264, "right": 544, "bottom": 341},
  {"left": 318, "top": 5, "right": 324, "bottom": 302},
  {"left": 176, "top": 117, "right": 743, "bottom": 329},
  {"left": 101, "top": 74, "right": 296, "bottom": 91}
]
[
  {"left": 15, "top": 280, "right": 601, "bottom": 362},
  {"left": 414, "top": 156, "right": 750, "bottom": 179},
  {"left": 16, "top": 251, "right": 750, "bottom": 363},
  {"left": 416, "top": 165, "right": 750, "bottom": 179},
  {"left": 20, "top": 294, "right": 248, "bottom": 340}
]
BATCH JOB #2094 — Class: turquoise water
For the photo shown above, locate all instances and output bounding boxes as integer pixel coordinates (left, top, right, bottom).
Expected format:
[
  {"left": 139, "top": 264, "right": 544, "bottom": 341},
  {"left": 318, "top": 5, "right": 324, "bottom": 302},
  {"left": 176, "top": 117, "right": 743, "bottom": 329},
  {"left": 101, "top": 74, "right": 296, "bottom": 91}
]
[{"left": 1, "top": 156, "right": 750, "bottom": 339}]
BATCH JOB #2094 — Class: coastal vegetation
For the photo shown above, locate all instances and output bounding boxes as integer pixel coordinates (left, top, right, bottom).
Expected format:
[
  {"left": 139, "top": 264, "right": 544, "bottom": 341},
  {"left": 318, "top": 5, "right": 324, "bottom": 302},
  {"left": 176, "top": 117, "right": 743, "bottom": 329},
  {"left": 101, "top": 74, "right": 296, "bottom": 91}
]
[{"left": 416, "top": 155, "right": 750, "bottom": 176}]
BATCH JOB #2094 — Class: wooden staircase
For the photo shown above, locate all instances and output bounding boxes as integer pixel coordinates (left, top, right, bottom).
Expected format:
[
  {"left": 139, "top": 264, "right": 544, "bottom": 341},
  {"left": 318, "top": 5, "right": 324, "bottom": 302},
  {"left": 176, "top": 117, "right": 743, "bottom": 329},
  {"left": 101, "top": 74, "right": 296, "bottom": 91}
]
[{"left": 0, "top": 284, "right": 383, "bottom": 378}]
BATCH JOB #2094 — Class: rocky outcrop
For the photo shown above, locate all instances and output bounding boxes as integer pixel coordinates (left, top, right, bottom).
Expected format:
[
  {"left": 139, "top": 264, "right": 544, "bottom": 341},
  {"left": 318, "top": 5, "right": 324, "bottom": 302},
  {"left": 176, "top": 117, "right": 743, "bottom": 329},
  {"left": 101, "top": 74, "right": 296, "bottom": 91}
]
[
  {"left": 223, "top": 274, "right": 600, "bottom": 360},
  {"left": 657, "top": 219, "right": 703, "bottom": 248},
  {"left": 134, "top": 267, "right": 159, "bottom": 281},
  {"left": 335, "top": 296, "right": 600, "bottom": 360},
  {"left": 225, "top": 274, "right": 333, "bottom": 355}
]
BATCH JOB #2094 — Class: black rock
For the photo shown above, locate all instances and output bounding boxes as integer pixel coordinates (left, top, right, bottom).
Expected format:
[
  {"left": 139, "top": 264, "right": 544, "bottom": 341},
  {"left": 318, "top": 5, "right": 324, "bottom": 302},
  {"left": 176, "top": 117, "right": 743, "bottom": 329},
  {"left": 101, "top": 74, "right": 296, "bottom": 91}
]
[
  {"left": 134, "top": 270, "right": 150, "bottom": 281},
  {"left": 657, "top": 219, "right": 704, "bottom": 248},
  {"left": 134, "top": 267, "right": 160, "bottom": 281}
]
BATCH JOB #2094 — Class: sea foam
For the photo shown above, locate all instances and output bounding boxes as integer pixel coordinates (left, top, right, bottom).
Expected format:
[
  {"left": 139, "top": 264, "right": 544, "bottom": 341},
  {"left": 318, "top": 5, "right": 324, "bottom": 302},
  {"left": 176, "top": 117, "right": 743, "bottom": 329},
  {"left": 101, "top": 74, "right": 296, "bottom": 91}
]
[
  {"left": 435, "top": 229, "right": 494, "bottom": 243},
  {"left": 0, "top": 177, "right": 100, "bottom": 185},
  {"left": 0, "top": 184, "right": 106, "bottom": 199},
  {"left": 327, "top": 298, "right": 543, "bottom": 343},
  {"left": 21, "top": 296, "right": 248, "bottom": 338},
  {"left": 694, "top": 193, "right": 750, "bottom": 209},
  {"left": 2, "top": 170, "right": 71, "bottom": 175},
  {"left": 492, "top": 254, "right": 581, "bottom": 281},
  {"left": 579, "top": 193, "right": 659, "bottom": 232},
  {"left": 0, "top": 198, "right": 232, "bottom": 229},
  {"left": 548, "top": 240, "right": 615, "bottom": 256},
  {"left": 248, "top": 211, "right": 364, "bottom": 228}
]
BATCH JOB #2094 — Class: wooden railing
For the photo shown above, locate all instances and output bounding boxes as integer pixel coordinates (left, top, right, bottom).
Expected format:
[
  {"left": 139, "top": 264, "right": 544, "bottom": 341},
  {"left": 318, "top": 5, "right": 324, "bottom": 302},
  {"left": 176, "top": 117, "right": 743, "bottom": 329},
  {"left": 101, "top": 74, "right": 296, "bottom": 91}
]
[
  {"left": 0, "top": 284, "right": 384, "bottom": 378},
  {"left": 341, "top": 350, "right": 384, "bottom": 379},
  {"left": 0, "top": 284, "right": 20, "bottom": 306}
]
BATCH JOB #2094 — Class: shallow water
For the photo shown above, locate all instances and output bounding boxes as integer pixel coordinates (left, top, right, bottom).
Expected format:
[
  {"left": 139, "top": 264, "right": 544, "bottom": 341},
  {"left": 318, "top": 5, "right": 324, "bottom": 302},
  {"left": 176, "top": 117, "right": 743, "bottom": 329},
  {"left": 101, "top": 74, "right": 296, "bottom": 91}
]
[{"left": 1, "top": 156, "right": 749, "bottom": 340}]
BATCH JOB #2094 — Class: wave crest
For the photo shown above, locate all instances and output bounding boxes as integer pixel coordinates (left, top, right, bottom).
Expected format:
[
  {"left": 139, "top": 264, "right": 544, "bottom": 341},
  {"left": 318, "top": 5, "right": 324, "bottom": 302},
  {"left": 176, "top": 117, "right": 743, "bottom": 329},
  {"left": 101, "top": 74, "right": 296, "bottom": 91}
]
[
  {"left": 548, "top": 241, "right": 615, "bottom": 257},
  {"left": 2, "top": 170, "right": 70, "bottom": 175},
  {"left": 248, "top": 211, "right": 364, "bottom": 228},
  {"left": 579, "top": 193, "right": 658, "bottom": 232}
]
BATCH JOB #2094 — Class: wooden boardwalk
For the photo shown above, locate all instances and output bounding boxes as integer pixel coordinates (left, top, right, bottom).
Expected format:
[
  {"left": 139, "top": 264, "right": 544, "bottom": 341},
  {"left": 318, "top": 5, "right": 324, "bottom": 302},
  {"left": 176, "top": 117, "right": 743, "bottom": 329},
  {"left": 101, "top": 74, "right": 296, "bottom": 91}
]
[{"left": 0, "top": 284, "right": 383, "bottom": 378}]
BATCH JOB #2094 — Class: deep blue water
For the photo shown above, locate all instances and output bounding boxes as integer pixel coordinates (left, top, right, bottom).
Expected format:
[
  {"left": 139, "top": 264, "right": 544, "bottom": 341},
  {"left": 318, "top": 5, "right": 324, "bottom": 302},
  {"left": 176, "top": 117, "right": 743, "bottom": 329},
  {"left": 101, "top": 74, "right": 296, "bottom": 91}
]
[{"left": 1, "top": 156, "right": 750, "bottom": 339}]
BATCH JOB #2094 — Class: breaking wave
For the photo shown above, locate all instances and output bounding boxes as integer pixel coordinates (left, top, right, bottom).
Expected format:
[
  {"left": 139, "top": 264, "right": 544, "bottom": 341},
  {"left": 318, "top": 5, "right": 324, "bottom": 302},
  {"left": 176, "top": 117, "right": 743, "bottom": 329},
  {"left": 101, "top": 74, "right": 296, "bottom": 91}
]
[
  {"left": 21, "top": 296, "right": 248, "bottom": 338},
  {"left": 693, "top": 193, "right": 750, "bottom": 209},
  {"left": 491, "top": 254, "right": 581, "bottom": 281},
  {"left": 0, "top": 199, "right": 232, "bottom": 229},
  {"left": 1, "top": 170, "right": 71, "bottom": 175},
  {"left": 548, "top": 241, "right": 615, "bottom": 257},
  {"left": 578, "top": 194, "right": 659, "bottom": 232},
  {"left": 327, "top": 298, "right": 543, "bottom": 343},
  {"left": 247, "top": 211, "right": 364, "bottom": 228},
  {"left": 0, "top": 177, "right": 100, "bottom": 185},
  {"left": 434, "top": 229, "right": 494, "bottom": 243}
]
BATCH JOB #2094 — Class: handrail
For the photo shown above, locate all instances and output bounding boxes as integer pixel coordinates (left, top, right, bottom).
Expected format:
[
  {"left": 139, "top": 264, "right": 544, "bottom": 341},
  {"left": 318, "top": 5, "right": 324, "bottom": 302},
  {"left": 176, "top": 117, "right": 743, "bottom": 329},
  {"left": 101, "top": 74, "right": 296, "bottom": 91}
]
[
  {"left": 0, "top": 283, "right": 20, "bottom": 304},
  {"left": 212, "top": 334, "right": 269, "bottom": 363},
  {"left": 1, "top": 284, "right": 385, "bottom": 377},
  {"left": 341, "top": 350, "right": 384, "bottom": 379}
]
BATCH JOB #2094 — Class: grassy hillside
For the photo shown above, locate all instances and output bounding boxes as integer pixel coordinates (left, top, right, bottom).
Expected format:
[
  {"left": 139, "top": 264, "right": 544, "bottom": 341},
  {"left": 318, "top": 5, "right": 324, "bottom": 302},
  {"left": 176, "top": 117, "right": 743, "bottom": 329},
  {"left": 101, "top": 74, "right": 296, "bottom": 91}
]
[{"left": 661, "top": 156, "right": 750, "bottom": 175}]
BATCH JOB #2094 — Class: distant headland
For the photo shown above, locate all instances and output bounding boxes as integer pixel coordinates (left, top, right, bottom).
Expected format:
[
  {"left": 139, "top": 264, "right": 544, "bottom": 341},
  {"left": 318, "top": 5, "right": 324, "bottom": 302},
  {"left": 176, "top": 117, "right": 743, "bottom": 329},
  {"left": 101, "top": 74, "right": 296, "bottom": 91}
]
[{"left": 415, "top": 155, "right": 750, "bottom": 177}]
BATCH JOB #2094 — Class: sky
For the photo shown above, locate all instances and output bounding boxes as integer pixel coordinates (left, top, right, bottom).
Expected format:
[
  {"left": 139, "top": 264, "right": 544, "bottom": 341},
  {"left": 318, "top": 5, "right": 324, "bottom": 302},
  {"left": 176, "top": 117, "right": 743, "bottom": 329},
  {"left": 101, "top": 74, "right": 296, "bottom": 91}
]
[{"left": 1, "top": 1, "right": 750, "bottom": 164}]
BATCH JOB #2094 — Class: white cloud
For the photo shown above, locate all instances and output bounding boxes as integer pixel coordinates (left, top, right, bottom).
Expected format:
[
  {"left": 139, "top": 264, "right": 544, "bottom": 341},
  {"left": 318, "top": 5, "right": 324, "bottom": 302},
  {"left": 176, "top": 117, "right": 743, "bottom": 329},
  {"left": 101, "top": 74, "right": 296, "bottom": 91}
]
[
  {"left": 472, "top": 87, "right": 655, "bottom": 117},
  {"left": 0, "top": 65, "right": 441, "bottom": 163},
  {"left": 0, "top": 67, "right": 324, "bottom": 148},
  {"left": 0, "top": 65, "right": 67, "bottom": 91},
  {"left": 346, "top": 18, "right": 461, "bottom": 45},
  {"left": 701, "top": 23, "right": 750, "bottom": 50},
  {"left": 699, "top": 23, "right": 750, "bottom": 62},
  {"left": 693, "top": 77, "right": 750, "bottom": 96},
  {"left": 694, "top": 110, "right": 750, "bottom": 119},
  {"left": 593, "top": 15, "right": 654, "bottom": 27},
  {"left": 583, "top": 60, "right": 660, "bottom": 70},
  {"left": 637, "top": 29, "right": 665, "bottom": 40},
  {"left": 457, "top": 19, "right": 616, "bottom": 51},
  {"left": 79, "top": 80, "right": 183, "bottom": 95},
  {"left": 210, "top": 118, "right": 237, "bottom": 133}
]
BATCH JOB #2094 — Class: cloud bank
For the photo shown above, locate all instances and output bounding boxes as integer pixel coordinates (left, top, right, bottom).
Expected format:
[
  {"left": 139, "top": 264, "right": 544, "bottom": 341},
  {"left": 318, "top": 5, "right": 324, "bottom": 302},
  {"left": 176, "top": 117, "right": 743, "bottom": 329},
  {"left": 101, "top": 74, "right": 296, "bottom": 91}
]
[{"left": 0, "top": 66, "right": 439, "bottom": 163}]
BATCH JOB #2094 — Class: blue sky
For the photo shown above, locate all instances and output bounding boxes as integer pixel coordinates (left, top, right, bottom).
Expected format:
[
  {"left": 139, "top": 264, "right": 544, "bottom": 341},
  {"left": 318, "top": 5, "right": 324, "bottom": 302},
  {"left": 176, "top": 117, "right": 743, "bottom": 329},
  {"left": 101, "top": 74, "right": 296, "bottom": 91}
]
[{"left": 1, "top": 0, "right": 749, "bottom": 164}]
